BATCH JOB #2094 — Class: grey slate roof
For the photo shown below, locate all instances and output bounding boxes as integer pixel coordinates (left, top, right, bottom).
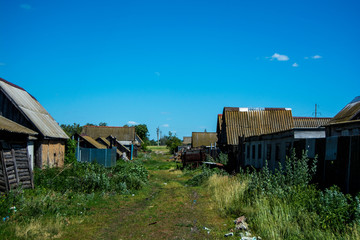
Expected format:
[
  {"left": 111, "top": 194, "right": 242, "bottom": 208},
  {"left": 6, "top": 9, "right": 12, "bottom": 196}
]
[
  {"left": 0, "top": 78, "right": 69, "bottom": 139},
  {"left": 0, "top": 115, "right": 38, "bottom": 135}
]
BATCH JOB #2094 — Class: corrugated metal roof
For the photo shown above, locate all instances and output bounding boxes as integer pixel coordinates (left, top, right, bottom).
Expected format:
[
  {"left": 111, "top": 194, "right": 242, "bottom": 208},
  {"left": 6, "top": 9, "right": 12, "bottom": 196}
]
[
  {"left": 97, "top": 137, "right": 111, "bottom": 147},
  {"left": 217, "top": 114, "right": 223, "bottom": 134},
  {"left": 183, "top": 137, "right": 192, "bottom": 144},
  {"left": 0, "top": 115, "right": 38, "bottom": 135},
  {"left": 293, "top": 117, "right": 332, "bottom": 128},
  {"left": 82, "top": 126, "right": 136, "bottom": 141},
  {"left": 80, "top": 135, "right": 107, "bottom": 149},
  {"left": 328, "top": 97, "right": 360, "bottom": 125},
  {"left": 0, "top": 78, "right": 69, "bottom": 139},
  {"left": 223, "top": 108, "right": 294, "bottom": 145},
  {"left": 192, "top": 132, "right": 218, "bottom": 148}
]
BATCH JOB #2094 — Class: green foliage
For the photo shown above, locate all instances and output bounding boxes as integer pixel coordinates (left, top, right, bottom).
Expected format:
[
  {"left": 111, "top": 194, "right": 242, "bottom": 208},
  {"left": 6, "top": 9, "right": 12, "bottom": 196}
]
[
  {"left": 134, "top": 124, "right": 149, "bottom": 142},
  {"left": 99, "top": 122, "right": 107, "bottom": 126},
  {"left": 216, "top": 152, "right": 228, "bottom": 165},
  {"left": 60, "top": 123, "right": 83, "bottom": 137},
  {"left": 207, "top": 149, "right": 360, "bottom": 239},
  {"left": 165, "top": 132, "right": 182, "bottom": 154},
  {"left": 64, "top": 139, "right": 77, "bottom": 164},
  {"left": 187, "top": 165, "right": 227, "bottom": 186},
  {"left": 34, "top": 160, "right": 148, "bottom": 194}
]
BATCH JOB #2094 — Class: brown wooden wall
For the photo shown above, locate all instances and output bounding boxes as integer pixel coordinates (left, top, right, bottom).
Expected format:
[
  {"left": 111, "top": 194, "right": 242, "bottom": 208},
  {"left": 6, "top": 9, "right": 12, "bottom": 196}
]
[{"left": 36, "top": 139, "right": 65, "bottom": 168}]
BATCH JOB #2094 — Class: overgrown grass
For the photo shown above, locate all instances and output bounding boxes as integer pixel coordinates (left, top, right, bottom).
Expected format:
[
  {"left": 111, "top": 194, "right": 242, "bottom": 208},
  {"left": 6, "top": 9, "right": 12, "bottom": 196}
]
[
  {"left": 0, "top": 159, "right": 149, "bottom": 239},
  {"left": 206, "top": 151, "right": 360, "bottom": 239}
]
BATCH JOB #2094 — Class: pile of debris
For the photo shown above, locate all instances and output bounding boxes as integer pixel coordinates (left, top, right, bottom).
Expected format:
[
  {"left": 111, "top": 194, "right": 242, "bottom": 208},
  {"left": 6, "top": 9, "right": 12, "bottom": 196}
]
[{"left": 223, "top": 216, "right": 261, "bottom": 240}]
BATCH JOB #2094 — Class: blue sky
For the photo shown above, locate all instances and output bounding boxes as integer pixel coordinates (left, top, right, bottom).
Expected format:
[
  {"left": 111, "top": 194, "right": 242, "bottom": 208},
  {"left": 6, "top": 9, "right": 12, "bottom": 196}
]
[{"left": 1, "top": 0, "right": 359, "bottom": 139}]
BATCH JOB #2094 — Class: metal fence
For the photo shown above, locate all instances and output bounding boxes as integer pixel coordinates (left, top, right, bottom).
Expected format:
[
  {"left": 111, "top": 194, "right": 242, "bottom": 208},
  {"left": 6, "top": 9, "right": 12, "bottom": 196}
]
[{"left": 75, "top": 147, "right": 117, "bottom": 167}]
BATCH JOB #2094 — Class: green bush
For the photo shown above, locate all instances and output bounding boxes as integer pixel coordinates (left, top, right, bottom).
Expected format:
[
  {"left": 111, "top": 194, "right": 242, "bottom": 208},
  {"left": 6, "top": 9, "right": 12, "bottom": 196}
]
[{"left": 34, "top": 160, "right": 148, "bottom": 194}]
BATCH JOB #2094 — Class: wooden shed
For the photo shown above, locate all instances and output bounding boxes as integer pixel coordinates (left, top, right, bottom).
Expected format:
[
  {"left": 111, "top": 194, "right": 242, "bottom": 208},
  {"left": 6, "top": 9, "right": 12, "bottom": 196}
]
[
  {"left": 0, "top": 78, "right": 69, "bottom": 169},
  {"left": 0, "top": 116, "right": 38, "bottom": 192}
]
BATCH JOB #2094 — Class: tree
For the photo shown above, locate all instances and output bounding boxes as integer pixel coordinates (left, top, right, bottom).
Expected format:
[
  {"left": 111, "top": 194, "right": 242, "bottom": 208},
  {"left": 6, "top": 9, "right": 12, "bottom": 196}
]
[
  {"left": 134, "top": 124, "right": 149, "bottom": 141},
  {"left": 166, "top": 132, "right": 182, "bottom": 154},
  {"left": 60, "top": 123, "right": 83, "bottom": 137},
  {"left": 99, "top": 122, "right": 107, "bottom": 126}
]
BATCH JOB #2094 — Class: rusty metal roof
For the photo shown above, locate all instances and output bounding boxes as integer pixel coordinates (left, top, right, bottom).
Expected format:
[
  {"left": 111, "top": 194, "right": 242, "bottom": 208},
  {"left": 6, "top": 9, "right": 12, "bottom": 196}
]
[
  {"left": 0, "top": 78, "right": 69, "bottom": 139},
  {"left": 223, "top": 108, "right": 294, "bottom": 145},
  {"left": 327, "top": 96, "right": 360, "bottom": 125},
  {"left": 80, "top": 135, "right": 107, "bottom": 149},
  {"left": 192, "top": 132, "right": 218, "bottom": 148},
  {"left": 0, "top": 115, "right": 38, "bottom": 135},
  {"left": 81, "top": 126, "right": 136, "bottom": 141},
  {"left": 293, "top": 117, "right": 332, "bottom": 128}
]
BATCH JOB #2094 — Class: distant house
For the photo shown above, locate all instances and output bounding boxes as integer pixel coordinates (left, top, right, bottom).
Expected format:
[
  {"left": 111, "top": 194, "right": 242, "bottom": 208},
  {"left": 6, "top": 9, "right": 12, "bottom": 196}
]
[
  {"left": 81, "top": 126, "right": 141, "bottom": 158},
  {"left": 192, "top": 132, "right": 218, "bottom": 148},
  {"left": 218, "top": 107, "right": 294, "bottom": 170},
  {"left": 0, "top": 78, "right": 69, "bottom": 168},
  {"left": 183, "top": 137, "right": 192, "bottom": 145},
  {"left": 0, "top": 116, "right": 37, "bottom": 191},
  {"left": 323, "top": 96, "right": 360, "bottom": 193}
]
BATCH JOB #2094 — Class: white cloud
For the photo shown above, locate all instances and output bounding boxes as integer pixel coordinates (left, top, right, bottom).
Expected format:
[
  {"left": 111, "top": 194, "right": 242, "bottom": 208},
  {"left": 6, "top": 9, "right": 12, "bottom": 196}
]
[
  {"left": 127, "top": 121, "right": 138, "bottom": 125},
  {"left": 271, "top": 53, "right": 289, "bottom": 61},
  {"left": 154, "top": 72, "right": 160, "bottom": 77},
  {"left": 161, "top": 111, "right": 170, "bottom": 115},
  {"left": 312, "top": 55, "right": 322, "bottom": 59},
  {"left": 20, "top": 4, "right": 32, "bottom": 10},
  {"left": 292, "top": 63, "right": 299, "bottom": 67},
  {"left": 161, "top": 124, "right": 169, "bottom": 128},
  {"left": 304, "top": 57, "right": 309, "bottom": 59}
]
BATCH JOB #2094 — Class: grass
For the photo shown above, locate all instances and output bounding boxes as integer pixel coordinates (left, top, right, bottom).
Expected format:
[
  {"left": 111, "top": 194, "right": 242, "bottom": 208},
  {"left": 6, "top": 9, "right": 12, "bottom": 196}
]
[
  {"left": 60, "top": 151, "right": 233, "bottom": 239},
  {"left": 207, "top": 174, "right": 360, "bottom": 240}
]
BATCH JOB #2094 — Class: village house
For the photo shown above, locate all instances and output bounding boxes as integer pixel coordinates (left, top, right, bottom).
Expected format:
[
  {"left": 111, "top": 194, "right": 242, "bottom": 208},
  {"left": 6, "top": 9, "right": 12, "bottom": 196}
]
[
  {"left": 242, "top": 117, "right": 331, "bottom": 172},
  {"left": 218, "top": 107, "right": 294, "bottom": 171},
  {"left": 323, "top": 96, "right": 360, "bottom": 193},
  {"left": 0, "top": 78, "right": 69, "bottom": 169},
  {"left": 81, "top": 125, "right": 142, "bottom": 159},
  {"left": 192, "top": 132, "right": 218, "bottom": 148}
]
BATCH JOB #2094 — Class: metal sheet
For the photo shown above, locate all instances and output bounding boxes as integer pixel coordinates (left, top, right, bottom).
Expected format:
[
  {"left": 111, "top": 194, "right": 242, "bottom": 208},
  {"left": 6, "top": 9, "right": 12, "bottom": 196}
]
[{"left": 0, "top": 80, "right": 68, "bottom": 139}]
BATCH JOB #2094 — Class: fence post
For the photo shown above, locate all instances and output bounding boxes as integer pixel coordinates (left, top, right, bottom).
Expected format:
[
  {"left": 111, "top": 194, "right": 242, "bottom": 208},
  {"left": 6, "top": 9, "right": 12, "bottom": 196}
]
[{"left": 131, "top": 144, "right": 133, "bottom": 160}]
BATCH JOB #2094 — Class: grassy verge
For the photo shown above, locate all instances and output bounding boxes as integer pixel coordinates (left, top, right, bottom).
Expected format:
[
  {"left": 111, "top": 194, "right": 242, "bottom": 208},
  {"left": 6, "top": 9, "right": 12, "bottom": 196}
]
[
  {"left": 205, "top": 151, "right": 360, "bottom": 239},
  {"left": 0, "top": 160, "right": 149, "bottom": 239}
]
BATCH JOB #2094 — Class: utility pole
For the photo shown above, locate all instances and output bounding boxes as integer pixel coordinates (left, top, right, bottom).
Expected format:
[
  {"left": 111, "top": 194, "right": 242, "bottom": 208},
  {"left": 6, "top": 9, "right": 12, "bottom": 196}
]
[
  {"left": 315, "top": 104, "right": 317, "bottom": 118},
  {"left": 156, "top": 127, "right": 160, "bottom": 146}
]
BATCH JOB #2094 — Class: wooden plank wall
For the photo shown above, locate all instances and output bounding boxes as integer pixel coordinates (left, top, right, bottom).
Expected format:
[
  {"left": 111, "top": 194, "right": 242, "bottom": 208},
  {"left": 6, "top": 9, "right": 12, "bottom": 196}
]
[{"left": 0, "top": 144, "right": 34, "bottom": 192}]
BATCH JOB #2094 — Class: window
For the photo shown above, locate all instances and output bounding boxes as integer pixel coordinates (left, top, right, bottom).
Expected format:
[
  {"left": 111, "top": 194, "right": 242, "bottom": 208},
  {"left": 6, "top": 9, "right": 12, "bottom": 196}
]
[
  {"left": 258, "top": 144, "right": 262, "bottom": 159},
  {"left": 252, "top": 145, "right": 256, "bottom": 159},
  {"left": 266, "top": 144, "right": 272, "bottom": 160},
  {"left": 275, "top": 143, "right": 281, "bottom": 161}
]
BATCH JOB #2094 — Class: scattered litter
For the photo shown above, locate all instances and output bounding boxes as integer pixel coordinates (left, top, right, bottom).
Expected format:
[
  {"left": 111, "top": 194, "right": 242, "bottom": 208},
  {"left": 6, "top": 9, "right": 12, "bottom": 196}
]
[
  {"left": 234, "top": 216, "right": 248, "bottom": 231},
  {"left": 132, "top": 194, "right": 135, "bottom": 197},
  {"left": 163, "top": 183, "right": 167, "bottom": 185},
  {"left": 203, "top": 226, "right": 211, "bottom": 234},
  {"left": 224, "top": 232, "right": 233, "bottom": 237},
  {"left": 193, "top": 200, "right": 197, "bottom": 204},
  {"left": 148, "top": 221, "right": 157, "bottom": 225},
  {"left": 2, "top": 216, "right": 9, "bottom": 222},
  {"left": 9, "top": 206, "right": 17, "bottom": 213},
  {"left": 240, "top": 237, "right": 257, "bottom": 240}
]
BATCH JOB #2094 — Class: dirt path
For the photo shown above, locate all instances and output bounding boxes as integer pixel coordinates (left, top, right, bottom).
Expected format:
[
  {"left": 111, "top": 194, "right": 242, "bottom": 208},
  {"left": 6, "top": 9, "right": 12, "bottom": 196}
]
[{"left": 61, "top": 153, "right": 230, "bottom": 240}]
